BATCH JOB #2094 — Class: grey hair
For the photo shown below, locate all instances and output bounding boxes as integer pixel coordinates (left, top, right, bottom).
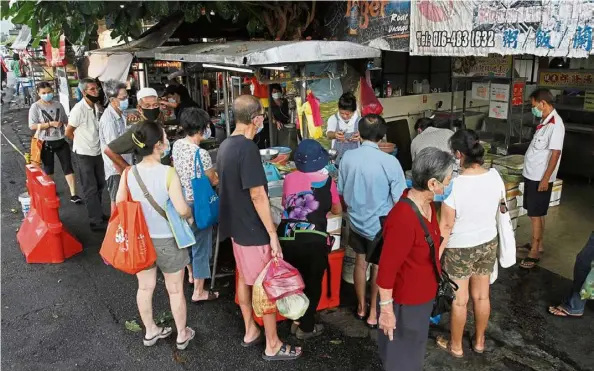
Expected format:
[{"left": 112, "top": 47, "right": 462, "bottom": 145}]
[
  {"left": 232, "top": 95, "right": 262, "bottom": 124},
  {"left": 78, "top": 77, "right": 96, "bottom": 93},
  {"left": 103, "top": 80, "right": 127, "bottom": 99},
  {"left": 411, "top": 147, "right": 455, "bottom": 191}
]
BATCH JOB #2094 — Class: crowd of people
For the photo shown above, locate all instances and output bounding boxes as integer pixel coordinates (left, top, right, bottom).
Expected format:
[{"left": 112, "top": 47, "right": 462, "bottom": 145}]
[{"left": 22, "top": 76, "right": 590, "bottom": 369}]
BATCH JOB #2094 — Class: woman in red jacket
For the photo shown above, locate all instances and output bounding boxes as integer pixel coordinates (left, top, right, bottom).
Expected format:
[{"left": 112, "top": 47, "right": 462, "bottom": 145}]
[{"left": 376, "top": 147, "right": 454, "bottom": 371}]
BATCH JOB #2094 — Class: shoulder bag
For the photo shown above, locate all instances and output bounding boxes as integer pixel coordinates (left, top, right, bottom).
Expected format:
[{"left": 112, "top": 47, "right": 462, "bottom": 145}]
[
  {"left": 99, "top": 168, "right": 157, "bottom": 274},
  {"left": 491, "top": 190, "right": 517, "bottom": 283},
  {"left": 132, "top": 166, "right": 196, "bottom": 249},
  {"left": 401, "top": 198, "right": 458, "bottom": 317},
  {"left": 191, "top": 149, "right": 219, "bottom": 230}
]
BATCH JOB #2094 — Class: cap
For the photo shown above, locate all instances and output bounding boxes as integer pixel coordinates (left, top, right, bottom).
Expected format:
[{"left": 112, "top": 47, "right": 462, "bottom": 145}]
[
  {"left": 136, "top": 87, "right": 158, "bottom": 101},
  {"left": 294, "top": 139, "right": 329, "bottom": 173}
]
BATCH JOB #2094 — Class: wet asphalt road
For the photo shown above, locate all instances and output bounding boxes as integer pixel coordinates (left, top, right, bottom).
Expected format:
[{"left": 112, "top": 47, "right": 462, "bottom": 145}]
[{"left": 1, "top": 104, "right": 593, "bottom": 371}]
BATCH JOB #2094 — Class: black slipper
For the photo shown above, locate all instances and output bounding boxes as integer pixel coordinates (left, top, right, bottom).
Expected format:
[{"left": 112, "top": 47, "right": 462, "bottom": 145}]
[
  {"left": 262, "top": 343, "right": 303, "bottom": 361},
  {"left": 366, "top": 322, "right": 378, "bottom": 329},
  {"left": 191, "top": 290, "right": 219, "bottom": 303},
  {"left": 520, "top": 257, "right": 540, "bottom": 269},
  {"left": 241, "top": 331, "right": 264, "bottom": 348}
]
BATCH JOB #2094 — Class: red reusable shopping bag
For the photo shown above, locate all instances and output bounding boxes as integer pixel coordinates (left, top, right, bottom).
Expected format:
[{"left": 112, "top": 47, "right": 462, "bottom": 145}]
[
  {"left": 360, "top": 77, "right": 383, "bottom": 116},
  {"left": 263, "top": 258, "right": 305, "bottom": 301},
  {"left": 100, "top": 168, "right": 157, "bottom": 274}
]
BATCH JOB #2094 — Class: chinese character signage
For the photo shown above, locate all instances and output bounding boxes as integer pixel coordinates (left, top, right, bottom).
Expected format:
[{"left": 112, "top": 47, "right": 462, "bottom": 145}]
[
  {"left": 339, "top": 1, "right": 411, "bottom": 51},
  {"left": 410, "top": 0, "right": 594, "bottom": 57},
  {"left": 538, "top": 70, "right": 594, "bottom": 88},
  {"left": 452, "top": 55, "right": 512, "bottom": 78},
  {"left": 512, "top": 82, "right": 525, "bottom": 106}
]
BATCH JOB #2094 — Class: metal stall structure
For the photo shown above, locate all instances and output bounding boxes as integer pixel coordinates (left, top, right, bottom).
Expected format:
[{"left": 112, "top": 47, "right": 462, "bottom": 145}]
[{"left": 154, "top": 40, "right": 381, "bottom": 289}]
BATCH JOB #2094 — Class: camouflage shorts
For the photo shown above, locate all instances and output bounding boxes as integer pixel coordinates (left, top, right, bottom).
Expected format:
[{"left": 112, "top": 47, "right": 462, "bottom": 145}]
[{"left": 442, "top": 237, "right": 498, "bottom": 280}]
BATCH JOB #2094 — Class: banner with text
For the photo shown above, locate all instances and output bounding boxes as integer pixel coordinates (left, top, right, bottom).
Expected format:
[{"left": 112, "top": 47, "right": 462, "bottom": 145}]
[{"left": 410, "top": 0, "right": 594, "bottom": 57}]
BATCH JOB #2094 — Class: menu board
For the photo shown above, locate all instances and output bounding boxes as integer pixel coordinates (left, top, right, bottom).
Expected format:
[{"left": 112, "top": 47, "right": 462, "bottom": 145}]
[
  {"left": 471, "top": 82, "right": 490, "bottom": 100},
  {"left": 489, "top": 100, "right": 509, "bottom": 119},
  {"left": 490, "top": 83, "right": 510, "bottom": 102}
]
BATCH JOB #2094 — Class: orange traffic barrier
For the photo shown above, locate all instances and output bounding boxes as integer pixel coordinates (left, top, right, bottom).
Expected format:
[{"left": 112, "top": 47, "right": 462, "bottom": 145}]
[{"left": 17, "top": 169, "right": 82, "bottom": 264}]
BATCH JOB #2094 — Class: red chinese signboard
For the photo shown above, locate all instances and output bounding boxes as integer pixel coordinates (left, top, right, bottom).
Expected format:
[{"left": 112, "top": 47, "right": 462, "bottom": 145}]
[{"left": 512, "top": 82, "right": 525, "bottom": 106}]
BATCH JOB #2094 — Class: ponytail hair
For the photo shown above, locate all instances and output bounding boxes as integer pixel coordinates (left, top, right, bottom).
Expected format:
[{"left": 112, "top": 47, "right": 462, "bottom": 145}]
[
  {"left": 131, "top": 120, "right": 164, "bottom": 157},
  {"left": 449, "top": 129, "right": 484, "bottom": 168}
]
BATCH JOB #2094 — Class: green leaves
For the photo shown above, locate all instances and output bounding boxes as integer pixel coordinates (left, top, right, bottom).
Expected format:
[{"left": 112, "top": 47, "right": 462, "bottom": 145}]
[{"left": 124, "top": 320, "right": 142, "bottom": 332}]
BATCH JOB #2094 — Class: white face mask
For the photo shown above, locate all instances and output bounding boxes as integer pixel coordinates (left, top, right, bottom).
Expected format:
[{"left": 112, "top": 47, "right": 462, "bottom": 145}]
[
  {"left": 272, "top": 93, "right": 282, "bottom": 100},
  {"left": 202, "top": 126, "right": 212, "bottom": 140}
]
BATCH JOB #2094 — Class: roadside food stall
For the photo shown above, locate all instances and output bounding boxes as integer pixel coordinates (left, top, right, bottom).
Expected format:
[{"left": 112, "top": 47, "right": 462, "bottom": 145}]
[{"left": 154, "top": 40, "right": 381, "bottom": 298}]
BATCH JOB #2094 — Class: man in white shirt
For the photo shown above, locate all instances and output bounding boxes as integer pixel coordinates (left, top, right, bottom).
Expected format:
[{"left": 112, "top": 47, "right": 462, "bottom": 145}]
[
  {"left": 520, "top": 88, "right": 565, "bottom": 269},
  {"left": 410, "top": 118, "right": 454, "bottom": 161},
  {"left": 66, "top": 78, "right": 107, "bottom": 231}
]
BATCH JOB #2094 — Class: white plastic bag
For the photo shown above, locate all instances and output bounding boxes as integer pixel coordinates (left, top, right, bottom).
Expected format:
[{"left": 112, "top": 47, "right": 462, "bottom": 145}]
[{"left": 276, "top": 292, "right": 310, "bottom": 320}]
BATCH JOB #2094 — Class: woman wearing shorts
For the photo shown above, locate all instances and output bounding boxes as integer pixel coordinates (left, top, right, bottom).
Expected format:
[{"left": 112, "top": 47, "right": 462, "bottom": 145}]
[
  {"left": 116, "top": 121, "right": 195, "bottom": 350},
  {"left": 172, "top": 107, "right": 219, "bottom": 302},
  {"left": 438, "top": 129, "right": 506, "bottom": 357},
  {"left": 28, "top": 82, "right": 81, "bottom": 203}
]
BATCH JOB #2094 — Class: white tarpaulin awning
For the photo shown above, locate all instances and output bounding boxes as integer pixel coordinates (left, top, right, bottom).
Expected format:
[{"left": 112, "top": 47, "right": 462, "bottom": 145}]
[
  {"left": 154, "top": 41, "right": 382, "bottom": 66},
  {"left": 87, "top": 53, "right": 134, "bottom": 83},
  {"left": 11, "top": 26, "right": 32, "bottom": 50}
]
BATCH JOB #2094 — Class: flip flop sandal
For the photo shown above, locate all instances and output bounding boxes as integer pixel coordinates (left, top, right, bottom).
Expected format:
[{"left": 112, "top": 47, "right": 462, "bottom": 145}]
[
  {"left": 366, "top": 321, "right": 378, "bottom": 330},
  {"left": 436, "top": 336, "right": 463, "bottom": 358},
  {"left": 548, "top": 305, "right": 584, "bottom": 318},
  {"left": 241, "top": 331, "right": 265, "bottom": 348},
  {"left": 470, "top": 336, "right": 485, "bottom": 354},
  {"left": 191, "top": 290, "right": 219, "bottom": 303},
  {"left": 518, "top": 243, "right": 545, "bottom": 253},
  {"left": 176, "top": 327, "right": 195, "bottom": 350},
  {"left": 143, "top": 326, "right": 173, "bottom": 347},
  {"left": 262, "top": 343, "right": 303, "bottom": 361},
  {"left": 520, "top": 257, "right": 540, "bottom": 269},
  {"left": 296, "top": 324, "right": 324, "bottom": 340}
]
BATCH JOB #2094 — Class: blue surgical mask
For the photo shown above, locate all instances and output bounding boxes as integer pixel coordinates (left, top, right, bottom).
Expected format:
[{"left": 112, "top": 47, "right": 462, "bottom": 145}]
[
  {"left": 161, "top": 140, "right": 171, "bottom": 159},
  {"left": 40, "top": 93, "right": 53, "bottom": 102},
  {"left": 532, "top": 106, "right": 543, "bottom": 118},
  {"left": 119, "top": 99, "right": 129, "bottom": 111},
  {"left": 202, "top": 126, "right": 212, "bottom": 140}
]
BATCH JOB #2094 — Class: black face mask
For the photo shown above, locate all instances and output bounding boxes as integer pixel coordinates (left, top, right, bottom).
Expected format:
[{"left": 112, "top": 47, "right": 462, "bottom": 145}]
[
  {"left": 86, "top": 94, "right": 101, "bottom": 103},
  {"left": 142, "top": 108, "right": 161, "bottom": 122}
]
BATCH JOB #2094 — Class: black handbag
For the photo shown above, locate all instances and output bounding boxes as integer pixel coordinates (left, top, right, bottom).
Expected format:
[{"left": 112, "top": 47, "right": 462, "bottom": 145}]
[
  {"left": 401, "top": 198, "right": 458, "bottom": 316},
  {"left": 365, "top": 216, "right": 387, "bottom": 265}
]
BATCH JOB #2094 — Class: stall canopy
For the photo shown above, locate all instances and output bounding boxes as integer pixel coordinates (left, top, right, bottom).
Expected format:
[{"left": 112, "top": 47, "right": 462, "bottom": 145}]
[
  {"left": 87, "top": 14, "right": 183, "bottom": 82},
  {"left": 89, "top": 13, "right": 183, "bottom": 56},
  {"left": 154, "top": 41, "right": 382, "bottom": 67},
  {"left": 11, "top": 26, "right": 32, "bottom": 50}
]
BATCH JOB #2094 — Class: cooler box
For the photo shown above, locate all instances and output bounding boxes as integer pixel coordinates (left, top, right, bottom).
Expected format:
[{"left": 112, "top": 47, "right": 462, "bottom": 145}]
[{"left": 234, "top": 248, "right": 345, "bottom": 326}]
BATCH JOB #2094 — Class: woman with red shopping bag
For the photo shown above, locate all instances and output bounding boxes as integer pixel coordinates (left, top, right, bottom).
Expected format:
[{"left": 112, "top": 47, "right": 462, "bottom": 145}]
[{"left": 103, "top": 121, "right": 195, "bottom": 350}]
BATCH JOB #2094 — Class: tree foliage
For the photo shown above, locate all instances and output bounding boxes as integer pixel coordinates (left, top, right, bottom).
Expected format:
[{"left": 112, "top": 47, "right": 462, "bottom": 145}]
[{"left": 1, "top": 1, "right": 318, "bottom": 47}]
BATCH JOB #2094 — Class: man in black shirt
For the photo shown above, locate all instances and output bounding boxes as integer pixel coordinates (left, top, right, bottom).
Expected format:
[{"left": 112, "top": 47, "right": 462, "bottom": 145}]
[{"left": 217, "top": 95, "right": 302, "bottom": 361}]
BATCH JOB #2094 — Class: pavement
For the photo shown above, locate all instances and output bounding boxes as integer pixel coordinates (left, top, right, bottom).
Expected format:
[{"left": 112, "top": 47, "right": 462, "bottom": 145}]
[{"left": 1, "top": 103, "right": 594, "bottom": 371}]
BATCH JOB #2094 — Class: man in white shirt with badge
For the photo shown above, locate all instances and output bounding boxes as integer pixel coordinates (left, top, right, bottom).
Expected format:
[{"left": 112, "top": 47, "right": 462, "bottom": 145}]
[{"left": 520, "top": 88, "right": 565, "bottom": 269}]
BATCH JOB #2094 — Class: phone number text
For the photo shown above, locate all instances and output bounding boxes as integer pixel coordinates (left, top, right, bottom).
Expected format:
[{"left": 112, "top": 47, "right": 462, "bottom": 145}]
[{"left": 416, "top": 30, "right": 495, "bottom": 48}]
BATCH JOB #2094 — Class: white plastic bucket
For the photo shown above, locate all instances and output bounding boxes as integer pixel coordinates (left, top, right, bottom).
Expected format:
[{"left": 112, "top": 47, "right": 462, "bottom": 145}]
[{"left": 18, "top": 192, "right": 31, "bottom": 218}]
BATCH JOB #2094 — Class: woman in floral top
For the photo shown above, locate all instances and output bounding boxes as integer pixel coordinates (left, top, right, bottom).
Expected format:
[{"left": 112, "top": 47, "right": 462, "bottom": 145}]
[
  {"left": 172, "top": 107, "right": 219, "bottom": 302},
  {"left": 278, "top": 140, "right": 342, "bottom": 340}
]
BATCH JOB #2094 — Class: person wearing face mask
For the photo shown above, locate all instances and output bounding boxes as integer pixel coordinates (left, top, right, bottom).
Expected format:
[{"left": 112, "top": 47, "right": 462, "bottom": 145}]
[
  {"left": 376, "top": 147, "right": 454, "bottom": 371},
  {"left": 161, "top": 84, "right": 216, "bottom": 141},
  {"left": 518, "top": 88, "right": 565, "bottom": 269},
  {"left": 104, "top": 87, "right": 168, "bottom": 174},
  {"left": 171, "top": 107, "right": 219, "bottom": 303},
  {"left": 28, "top": 81, "right": 81, "bottom": 204},
  {"left": 66, "top": 78, "right": 107, "bottom": 231},
  {"left": 326, "top": 92, "right": 361, "bottom": 166},
  {"left": 437, "top": 129, "right": 506, "bottom": 358},
  {"left": 98, "top": 80, "right": 134, "bottom": 214},
  {"left": 278, "top": 139, "right": 342, "bottom": 340},
  {"left": 338, "top": 114, "right": 406, "bottom": 330},
  {"left": 269, "top": 84, "right": 294, "bottom": 149},
  {"left": 217, "top": 95, "right": 303, "bottom": 361},
  {"left": 116, "top": 121, "right": 195, "bottom": 350}
]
